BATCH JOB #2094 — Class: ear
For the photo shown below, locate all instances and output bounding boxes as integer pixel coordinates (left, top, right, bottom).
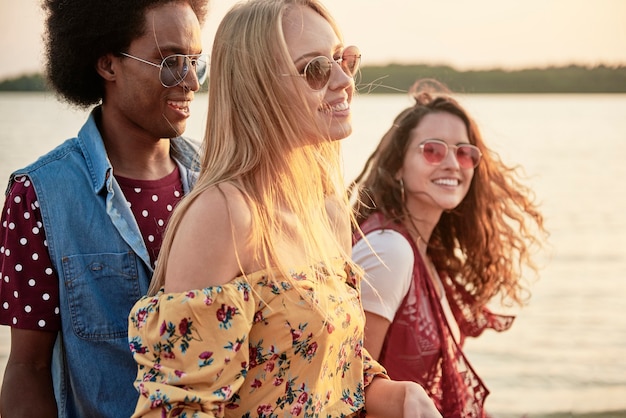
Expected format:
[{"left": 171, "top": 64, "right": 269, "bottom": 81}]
[
  {"left": 96, "top": 53, "right": 117, "bottom": 82},
  {"left": 394, "top": 170, "right": 403, "bottom": 182}
]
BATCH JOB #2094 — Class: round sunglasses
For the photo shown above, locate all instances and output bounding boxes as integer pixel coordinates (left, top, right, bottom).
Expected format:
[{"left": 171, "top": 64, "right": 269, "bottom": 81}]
[
  {"left": 418, "top": 139, "right": 482, "bottom": 169},
  {"left": 286, "top": 45, "right": 361, "bottom": 90},
  {"left": 120, "top": 52, "right": 208, "bottom": 88}
]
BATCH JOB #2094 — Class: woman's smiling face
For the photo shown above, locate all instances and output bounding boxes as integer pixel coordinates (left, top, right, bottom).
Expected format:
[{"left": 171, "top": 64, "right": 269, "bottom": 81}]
[
  {"left": 282, "top": 5, "right": 355, "bottom": 142},
  {"left": 398, "top": 111, "right": 475, "bottom": 217}
]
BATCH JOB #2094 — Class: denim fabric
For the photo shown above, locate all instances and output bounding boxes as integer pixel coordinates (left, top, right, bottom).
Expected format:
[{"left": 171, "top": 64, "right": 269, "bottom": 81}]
[{"left": 9, "top": 108, "right": 199, "bottom": 417}]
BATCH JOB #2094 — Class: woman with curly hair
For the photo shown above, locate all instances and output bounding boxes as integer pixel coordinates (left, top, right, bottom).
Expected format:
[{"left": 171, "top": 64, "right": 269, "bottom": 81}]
[
  {"left": 0, "top": 0, "right": 210, "bottom": 416},
  {"left": 351, "top": 79, "right": 547, "bottom": 417}
]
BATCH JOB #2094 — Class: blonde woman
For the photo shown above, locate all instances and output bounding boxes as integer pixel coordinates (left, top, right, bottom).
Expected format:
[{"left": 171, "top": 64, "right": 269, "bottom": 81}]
[{"left": 127, "top": 1, "right": 440, "bottom": 417}]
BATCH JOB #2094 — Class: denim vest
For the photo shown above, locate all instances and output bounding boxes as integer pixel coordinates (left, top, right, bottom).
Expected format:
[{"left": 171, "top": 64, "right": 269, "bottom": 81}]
[{"left": 9, "top": 109, "right": 199, "bottom": 417}]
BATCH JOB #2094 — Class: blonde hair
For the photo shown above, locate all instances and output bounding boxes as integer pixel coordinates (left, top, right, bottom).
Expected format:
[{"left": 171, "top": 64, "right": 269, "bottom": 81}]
[{"left": 150, "top": 0, "right": 357, "bottom": 294}]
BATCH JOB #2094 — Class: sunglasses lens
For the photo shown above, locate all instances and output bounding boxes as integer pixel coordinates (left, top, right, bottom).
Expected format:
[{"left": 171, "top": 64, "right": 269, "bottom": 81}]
[
  {"left": 456, "top": 145, "right": 481, "bottom": 168},
  {"left": 160, "top": 55, "right": 187, "bottom": 87},
  {"left": 341, "top": 46, "right": 361, "bottom": 77},
  {"left": 160, "top": 55, "right": 208, "bottom": 87},
  {"left": 305, "top": 57, "right": 332, "bottom": 90},
  {"left": 421, "top": 141, "right": 447, "bottom": 164},
  {"left": 195, "top": 56, "right": 208, "bottom": 85}
]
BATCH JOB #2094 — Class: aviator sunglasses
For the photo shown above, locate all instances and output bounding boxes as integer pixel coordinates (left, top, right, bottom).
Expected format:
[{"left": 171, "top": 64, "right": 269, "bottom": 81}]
[
  {"left": 419, "top": 139, "right": 482, "bottom": 169},
  {"left": 120, "top": 52, "right": 208, "bottom": 88},
  {"left": 286, "top": 45, "right": 361, "bottom": 90}
]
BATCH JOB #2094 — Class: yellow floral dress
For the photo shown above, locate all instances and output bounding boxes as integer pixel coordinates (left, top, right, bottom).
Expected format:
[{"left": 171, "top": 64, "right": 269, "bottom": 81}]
[{"left": 128, "top": 260, "right": 387, "bottom": 417}]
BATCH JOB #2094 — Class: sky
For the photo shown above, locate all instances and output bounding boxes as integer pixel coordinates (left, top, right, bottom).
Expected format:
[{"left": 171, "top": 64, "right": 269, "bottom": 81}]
[{"left": 0, "top": 0, "right": 625, "bottom": 79}]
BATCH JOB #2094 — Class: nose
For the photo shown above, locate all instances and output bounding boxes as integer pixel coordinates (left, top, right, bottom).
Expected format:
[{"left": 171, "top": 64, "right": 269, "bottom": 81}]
[
  {"left": 180, "top": 66, "right": 201, "bottom": 92},
  {"left": 327, "top": 60, "right": 353, "bottom": 91},
  {"left": 441, "top": 146, "right": 461, "bottom": 168}
]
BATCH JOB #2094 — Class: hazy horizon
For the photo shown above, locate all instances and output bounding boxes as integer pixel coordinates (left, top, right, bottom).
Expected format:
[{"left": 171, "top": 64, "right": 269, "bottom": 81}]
[{"left": 1, "top": 0, "right": 625, "bottom": 79}]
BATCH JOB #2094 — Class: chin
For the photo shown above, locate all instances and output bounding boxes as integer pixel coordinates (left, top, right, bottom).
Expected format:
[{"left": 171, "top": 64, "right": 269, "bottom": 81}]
[
  {"left": 166, "top": 124, "right": 187, "bottom": 139},
  {"left": 442, "top": 201, "right": 464, "bottom": 211},
  {"left": 328, "top": 122, "right": 353, "bottom": 141}
]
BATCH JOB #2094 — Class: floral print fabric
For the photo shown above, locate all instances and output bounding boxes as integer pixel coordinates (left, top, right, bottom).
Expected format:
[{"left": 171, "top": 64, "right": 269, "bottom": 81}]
[{"left": 128, "top": 260, "right": 387, "bottom": 417}]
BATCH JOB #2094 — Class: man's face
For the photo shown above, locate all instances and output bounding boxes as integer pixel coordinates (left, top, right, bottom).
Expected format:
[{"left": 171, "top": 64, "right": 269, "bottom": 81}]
[{"left": 108, "top": 2, "right": 204, "bottom": 141}]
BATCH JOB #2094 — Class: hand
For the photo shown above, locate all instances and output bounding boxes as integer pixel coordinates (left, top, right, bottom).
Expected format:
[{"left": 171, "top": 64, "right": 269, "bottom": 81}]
[
  {"left": 401, "top": 381, "right": 442, "bottom": 418},
  {"left": 364, "top": 378, "right": 441, "bottom": 418}
]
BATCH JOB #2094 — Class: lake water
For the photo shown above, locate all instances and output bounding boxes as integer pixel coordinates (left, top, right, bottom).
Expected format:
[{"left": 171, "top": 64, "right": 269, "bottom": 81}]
[{"left": 0, "top": 92, "right": 625, "bottom": 417}]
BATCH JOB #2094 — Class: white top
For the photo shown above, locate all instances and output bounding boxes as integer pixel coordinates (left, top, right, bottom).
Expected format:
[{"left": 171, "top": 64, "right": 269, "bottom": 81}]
[
  {"left": 352, "top": 229, "right": 461, "bottom": 342},
  {"left": 352, "top": 229, "right": 414, "bottom": 322}
]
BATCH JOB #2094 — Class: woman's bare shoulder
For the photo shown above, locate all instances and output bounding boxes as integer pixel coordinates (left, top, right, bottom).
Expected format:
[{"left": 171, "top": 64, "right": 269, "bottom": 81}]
[{"left": 163, "top": 183, "right": 253, "bottom": 292}]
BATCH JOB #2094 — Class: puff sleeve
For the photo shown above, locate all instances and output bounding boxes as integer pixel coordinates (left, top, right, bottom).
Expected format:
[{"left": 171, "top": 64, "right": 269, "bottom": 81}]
[{"left": 128, "top": 279, "right": 256, "bottom": 417}]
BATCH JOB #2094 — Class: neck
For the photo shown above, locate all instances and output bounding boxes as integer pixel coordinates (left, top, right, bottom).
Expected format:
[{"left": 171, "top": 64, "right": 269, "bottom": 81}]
[
  {"left": 403, "top": 204, "right": 440, "bottom": 253},
  {"left": 107, "top": 143, "right": 175, "bottom": 180},
  {"left": 98, "top": 110, "right": 175, "bottom": 180},
  {"left": 405, "top": 213, "right": 429, "bottom": 254},
  {"left": 404, "top": 210, "right": 444, "bottom": 299}
]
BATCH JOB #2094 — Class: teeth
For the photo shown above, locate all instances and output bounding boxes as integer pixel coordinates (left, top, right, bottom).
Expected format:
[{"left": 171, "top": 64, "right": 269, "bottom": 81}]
[
  {"left": 331, "top": 101, "right": 349, "bottom": 111},
  {"left": 433, "top": 178, "right": 459, "bottom": 186},
  {"left": 168, "top": 100, "right": 190, "bottom": 113},
  {"left": 319, "top": 101, "right": 349, "bottom": 114}
]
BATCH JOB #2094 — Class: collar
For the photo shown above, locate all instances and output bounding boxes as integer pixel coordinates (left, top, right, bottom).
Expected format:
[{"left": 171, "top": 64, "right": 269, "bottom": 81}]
[{"left": 76, "top": 107, "right": 200, "bottom": 194}]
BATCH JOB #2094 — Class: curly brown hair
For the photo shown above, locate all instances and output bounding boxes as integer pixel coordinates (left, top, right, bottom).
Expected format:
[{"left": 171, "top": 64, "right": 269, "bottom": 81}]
[
  {"left": 351, "top": 79, "right": 547, "bottom": 309},
  {"left": 42, "top": 0, "right": 210, "bottom": 107}
]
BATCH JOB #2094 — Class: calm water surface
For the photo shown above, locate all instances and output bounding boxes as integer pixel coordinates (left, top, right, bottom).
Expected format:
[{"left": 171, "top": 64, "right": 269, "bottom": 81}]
[{"left": 0, "top": 92, "right": 625, "bottom": 416}]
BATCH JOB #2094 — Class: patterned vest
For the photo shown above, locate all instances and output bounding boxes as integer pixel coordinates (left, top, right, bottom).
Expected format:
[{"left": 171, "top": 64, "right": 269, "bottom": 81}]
[{"left": 356, "top": 212, "right": 514, "bottom": 418}]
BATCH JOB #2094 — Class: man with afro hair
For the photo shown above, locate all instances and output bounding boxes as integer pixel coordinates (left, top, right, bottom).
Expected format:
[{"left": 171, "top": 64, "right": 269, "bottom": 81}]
[{"left": 0, "top": 0, "right": 210, "bottom": 416}]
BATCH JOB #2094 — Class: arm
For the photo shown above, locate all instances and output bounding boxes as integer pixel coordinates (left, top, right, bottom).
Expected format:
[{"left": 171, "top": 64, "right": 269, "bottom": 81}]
[
  {"left": 129, "top": 281, "right": 255, "bottom": 417},
  {"left": 131, "top": 184, "right": 256, "bottom": 416},
  {"left": 363, "top": 312, "right": 391, "bottom": 359},
  {"left": 0, "top": 178, "right": 61, "bottom": 417},
  {"left": 353, "top": 230, "right": 414, "bottom": 359},
  {"left": 364, "top": 377, "right": 441, "bottom": 418},
  {"left": 0, "top": 329, "right": 57, "bottom": 418}
]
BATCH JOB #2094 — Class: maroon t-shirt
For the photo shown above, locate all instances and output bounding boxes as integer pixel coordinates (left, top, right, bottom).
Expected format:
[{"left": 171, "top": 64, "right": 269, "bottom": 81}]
[{"left": 0, "top": 167, "right": 183, "bottom": 331}]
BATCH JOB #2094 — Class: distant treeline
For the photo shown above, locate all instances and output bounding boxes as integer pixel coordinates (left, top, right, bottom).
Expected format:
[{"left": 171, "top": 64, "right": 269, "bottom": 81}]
[
  {"left": 0, "top": 74, "right": 47, "bottom": 91},
  {"left": 357, "top": 64, "right": 626, "bottom": 94},
  {"left": 1, "top": 64, "right": 625, "bottom": 93}
]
